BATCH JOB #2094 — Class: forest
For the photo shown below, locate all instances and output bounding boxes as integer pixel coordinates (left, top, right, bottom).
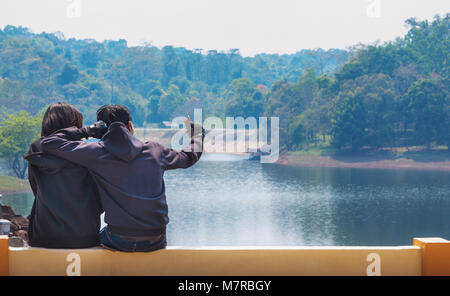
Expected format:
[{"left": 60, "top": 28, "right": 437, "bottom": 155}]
[
  {"left": 0, "top": 14, "right": 448, "bottom": 166},
  {"left": 0, "top": 24, "right": 348, "bottom": 122}
]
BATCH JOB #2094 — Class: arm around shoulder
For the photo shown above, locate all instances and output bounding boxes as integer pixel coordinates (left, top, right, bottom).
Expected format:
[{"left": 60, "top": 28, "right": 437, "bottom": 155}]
[{"left": 40, "top": 127, "right": 103, "bottom": 168}]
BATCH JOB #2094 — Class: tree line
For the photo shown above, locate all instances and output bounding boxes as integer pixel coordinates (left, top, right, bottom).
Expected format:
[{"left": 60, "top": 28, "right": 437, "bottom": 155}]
[
  {"left": 0, "top": 25, "right": 348, "bottom": 126},
  {"left": 0, "top": 14, "right": 449, "bottom": 179},
  {"left": 264, "top": 14, "right": 449, "bottom": 151}
]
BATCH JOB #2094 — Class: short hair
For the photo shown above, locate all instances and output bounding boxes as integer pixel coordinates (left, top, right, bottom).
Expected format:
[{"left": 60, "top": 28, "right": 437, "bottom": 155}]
[
  {"left": 41, "top": 102, "right": 83, "bottom": 137},
  {"left": 96, "top": 104, "right": 132, "bottom": 126}
]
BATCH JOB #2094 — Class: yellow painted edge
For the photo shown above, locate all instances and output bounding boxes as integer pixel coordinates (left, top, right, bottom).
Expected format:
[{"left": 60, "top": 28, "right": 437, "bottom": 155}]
[{"left": 0, "top": 236, "right": 9, "bottom": 276}]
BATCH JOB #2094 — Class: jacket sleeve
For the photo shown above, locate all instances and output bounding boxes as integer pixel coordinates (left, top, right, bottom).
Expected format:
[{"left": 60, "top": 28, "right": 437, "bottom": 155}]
[
  {"left": 40, "top": 127, "right": 103, "bottom": 169},
  {"left": 157, "top": 134, "right": 204, "bottom": 170},
  {"left": 27, "top": 163, "right": 38, "bottom": 198}
]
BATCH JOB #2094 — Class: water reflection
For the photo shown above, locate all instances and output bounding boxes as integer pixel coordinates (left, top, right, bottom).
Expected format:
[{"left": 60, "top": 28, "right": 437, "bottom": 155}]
[
  {"left": 260, "top": 165, "right": 450, "bottom": 245},
  {"left": 2, "top": 192, "right": 34, "bottom": 217},
  {"left": 3, "top": 161, "right": 450, "bottom": 246}
]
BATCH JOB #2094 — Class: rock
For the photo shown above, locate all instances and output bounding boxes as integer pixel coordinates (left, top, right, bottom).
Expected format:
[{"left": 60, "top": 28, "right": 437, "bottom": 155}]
[
  {"left": 15, "top": 230, "right": 29, "bottom": 243},
  {"left": 0, "top": 204, "right": 29, "bottom": 242},
  {"left": 9, "top": 221, "right": 19, "bottom": 233},
  {"left": 10, "top": 215, "right": 28, "bottom": 230},
  {"left": 8, "top": 236, "right": 24, "bottom": 247},
  {"left": 1, "top": 204, "right": 16, "bottom": 217}
]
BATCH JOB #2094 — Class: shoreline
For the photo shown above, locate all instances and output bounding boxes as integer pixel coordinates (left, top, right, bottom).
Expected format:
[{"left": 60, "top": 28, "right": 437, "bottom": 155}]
[
  {"left": 274, "top": 152, "right": 450, "bottom": 171},
  {"left": 0, "top": 175, "right": 31, "bottom": 195},
  {"left": 1, "top": 151, "right": 449, "bottom": 195},
  {"left": 2, "top": 187, "right": 32, "bottom": 195}
]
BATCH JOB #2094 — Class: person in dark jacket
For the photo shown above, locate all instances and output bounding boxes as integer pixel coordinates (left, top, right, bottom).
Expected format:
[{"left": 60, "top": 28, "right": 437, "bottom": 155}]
[
  {"left": 24, "top": 103, "right": 103, "bottom": 248},
  {"left": 40, "top": 104, "right": 204, "bottom": 252}
]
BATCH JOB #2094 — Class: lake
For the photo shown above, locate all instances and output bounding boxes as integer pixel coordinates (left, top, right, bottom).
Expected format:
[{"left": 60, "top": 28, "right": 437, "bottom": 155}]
[{"left": 3, "top": 155, "right": 450, "bottom": 246}]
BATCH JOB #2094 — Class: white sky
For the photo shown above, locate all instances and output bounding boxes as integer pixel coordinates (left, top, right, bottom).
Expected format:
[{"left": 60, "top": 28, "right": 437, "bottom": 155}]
[{"left": 0, "top": 0, "right": 448, "bottom": 56}]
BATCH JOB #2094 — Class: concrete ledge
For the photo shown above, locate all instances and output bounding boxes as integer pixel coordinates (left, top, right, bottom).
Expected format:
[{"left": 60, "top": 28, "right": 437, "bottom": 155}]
[{"left": 9, "top": 245, "right": 422, "bottom": 276}]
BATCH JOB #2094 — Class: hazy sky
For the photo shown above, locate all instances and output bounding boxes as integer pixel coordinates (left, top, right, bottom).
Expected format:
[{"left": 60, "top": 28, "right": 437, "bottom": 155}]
[{"left": 0, "top": 0, "right": 448, "bottom": 56}]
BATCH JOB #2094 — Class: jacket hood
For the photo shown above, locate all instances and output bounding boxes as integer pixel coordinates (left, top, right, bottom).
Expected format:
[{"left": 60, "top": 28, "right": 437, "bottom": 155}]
[
  {"left": 24, "top": 140, "right": 69, "bottom": 174},
  {"left": 100, "top": 122, "right": 143, "bottom": 163}
]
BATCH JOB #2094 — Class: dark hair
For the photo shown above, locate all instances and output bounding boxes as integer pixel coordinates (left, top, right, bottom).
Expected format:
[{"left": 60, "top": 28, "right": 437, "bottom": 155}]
[
  {"left": 96, "top": 104, "right": 132, "bottom": 126},
  {"left": 41, "top": 103, "right": 83, "bottom": 137}
]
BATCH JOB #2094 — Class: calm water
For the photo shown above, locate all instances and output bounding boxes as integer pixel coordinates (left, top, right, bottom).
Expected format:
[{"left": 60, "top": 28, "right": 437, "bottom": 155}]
[{"left": 3, "top": 155, "right": 450, "bottom": 246}]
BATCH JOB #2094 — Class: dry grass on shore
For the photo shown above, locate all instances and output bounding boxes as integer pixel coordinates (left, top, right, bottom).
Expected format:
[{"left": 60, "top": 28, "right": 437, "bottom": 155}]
[
  {"left": 0, "top": 175, "right": 31, "bottom": 194},
  {"left": 276, "top": 149, "right": 450, "bottom": 171}
]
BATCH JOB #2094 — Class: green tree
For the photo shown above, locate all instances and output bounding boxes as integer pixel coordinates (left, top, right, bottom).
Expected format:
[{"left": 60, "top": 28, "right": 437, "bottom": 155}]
[
  {"left": 331, "top": 74, "right": 398, "bottom": 150},
  {"left": 147, "top": 88, "right": 163, "bottom": 123},
  {"left": 224, "top": 78, "right": 264, "bottom": 118},
  {"left": 0, "top": 111, "right": 41, "bottom": 179},
  {"left": 288, "top": 110, "right": 317, "bottom": 149},
  {"left": 404, "top": 14, "right": 450, "bottom": 74},
  {"left": 169, "top": 76, "right": 190, "bottom": 94},
  {"left": 162, "top": 46, "right": 183, "bottom": 87},
  {"left": 57, "top": 63, "right": 79, "bottom": 85},
  {"left": 330, "top": 91, "right": 367, "bottom": 150},
  {"left": 403, "top": 79, "right": 447, "bottom": 150},
  {"left": 158, "top": 84, "right": 187, "bottom": 121},
  {"left": 80, "top": 44, "right": 103, "bottom": 68}
]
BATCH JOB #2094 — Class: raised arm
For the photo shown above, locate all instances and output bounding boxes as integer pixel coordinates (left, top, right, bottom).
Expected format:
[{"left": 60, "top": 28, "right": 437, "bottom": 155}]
[{"left": 158, "top": 134, "right": 204, "bottom": 170}]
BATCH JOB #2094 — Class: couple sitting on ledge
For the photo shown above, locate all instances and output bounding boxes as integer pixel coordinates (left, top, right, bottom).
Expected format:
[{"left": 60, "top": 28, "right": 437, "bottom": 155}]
[{"left": 24, "top": 103, "right": 204, "bottom": 252}]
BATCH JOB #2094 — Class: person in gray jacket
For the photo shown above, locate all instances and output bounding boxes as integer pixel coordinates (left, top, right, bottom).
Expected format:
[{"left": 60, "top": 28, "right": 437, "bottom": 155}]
[{"left": 41, "top": 104, "right": 204, "bottom": 252}]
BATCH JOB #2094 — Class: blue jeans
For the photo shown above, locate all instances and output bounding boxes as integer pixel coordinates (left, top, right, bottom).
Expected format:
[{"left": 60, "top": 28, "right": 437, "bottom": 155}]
[{"left": 99, "top": 226, "right": 167, "bottom": 252}]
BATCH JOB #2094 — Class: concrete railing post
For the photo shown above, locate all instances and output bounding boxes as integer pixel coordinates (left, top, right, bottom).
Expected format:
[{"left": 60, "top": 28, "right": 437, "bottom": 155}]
[
  {"left": 413, "top": 237, "right": 450, "bottom": 276},
  {"left": 0, "top": 235, "right": 9, "bottom": 276},
  {"left": 0, "top": 194, "right": 11, "bottom": 236}
]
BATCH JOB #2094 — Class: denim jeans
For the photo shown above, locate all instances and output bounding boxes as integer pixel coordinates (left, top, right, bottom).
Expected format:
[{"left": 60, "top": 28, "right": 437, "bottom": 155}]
[{"left": 99, "top": 226, "right": 167, "bottom": 252}]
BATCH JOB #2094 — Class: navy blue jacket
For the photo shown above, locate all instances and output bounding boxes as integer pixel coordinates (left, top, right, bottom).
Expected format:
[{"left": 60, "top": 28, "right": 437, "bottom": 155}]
[
  {"left": 41, "top": 122, "right": 203, "bottom": 236},
  {"left": 25, "top": 140, "right": 102, "bottom": 248}
]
